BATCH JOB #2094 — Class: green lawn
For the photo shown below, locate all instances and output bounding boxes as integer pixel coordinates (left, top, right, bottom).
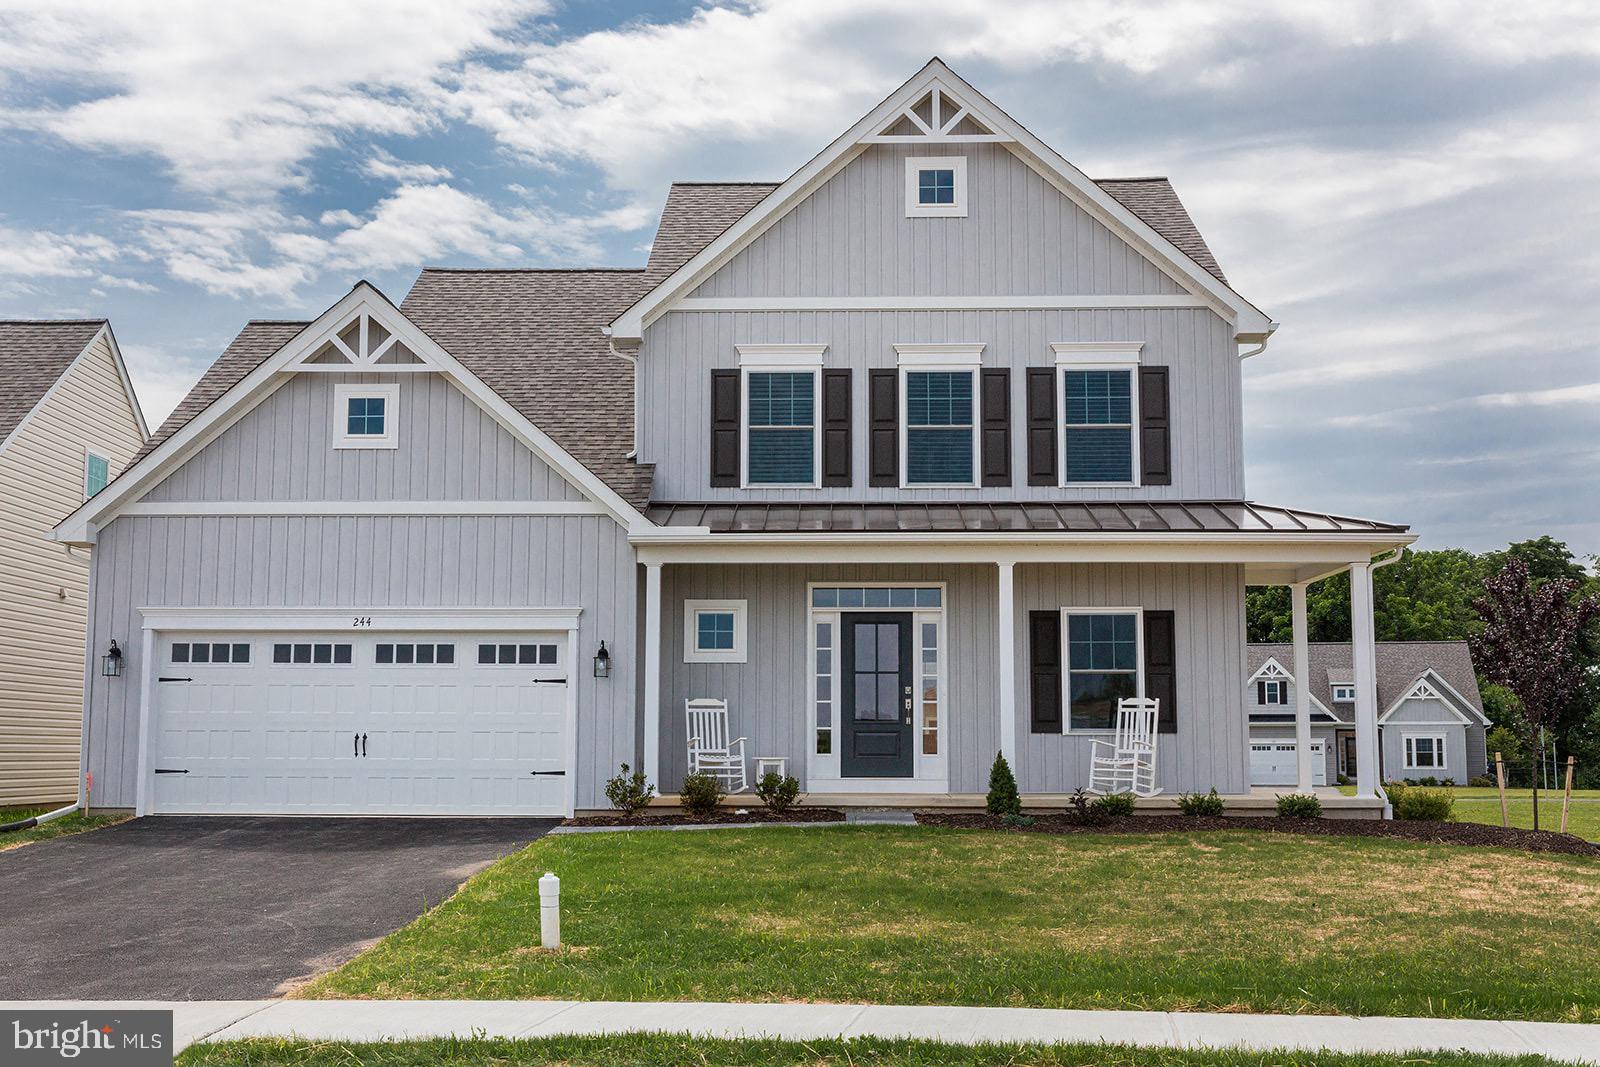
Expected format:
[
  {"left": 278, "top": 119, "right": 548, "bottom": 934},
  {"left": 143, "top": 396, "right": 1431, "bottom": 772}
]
[
  {"left": 1337, "top": 786, "right": 1600, "bottom": 840},
  {"left": 305, "top": 825, "right": 1600, "bottom": 1022},
  {"left": 177, "top": 1035, "right": 1589, "bottom": 1067},
  {"left": 0, "top": 805, "right": 128, "bottom": 851}
]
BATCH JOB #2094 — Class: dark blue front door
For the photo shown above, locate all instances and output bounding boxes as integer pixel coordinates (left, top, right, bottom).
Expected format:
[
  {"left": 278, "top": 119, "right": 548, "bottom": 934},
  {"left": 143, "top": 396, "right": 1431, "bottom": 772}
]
[{"left": 841, "top": 613, "right": 914, "bottom": 778}]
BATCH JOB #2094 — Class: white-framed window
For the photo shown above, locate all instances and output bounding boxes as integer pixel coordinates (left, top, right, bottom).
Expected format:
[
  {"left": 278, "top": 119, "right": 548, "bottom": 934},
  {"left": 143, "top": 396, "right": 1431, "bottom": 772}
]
[
  {"left": 172, "top": 641, "right": 250, "bottom": 665},
  {"left": 1053, "top": 342, "right": 1143, "bottom": 487},
  {"left": 271, "top": 642, "right": 354, "bottom": 665},
  {"left": 333, "top": 383, "right": 399, "bottom": 449},
  {"left": 814, "top": 618, "right": 834, "bottom": 755},
  {"left": 1062, "top": 608, "right": 1143, "bottom": 732},
  {"left": 904, "top": 156, "right": 967, "bottom": 217},
  {"left": 84, "top": 449, "right": 110, "bottom": 499},
  {"left": 736, "top": 345, "right": 824, "bottom": 488},
  {"left": 1260, "top": 678, "right": 1287, "bottom": 705},
  {"left": 896, "top": 346, "right": 983, "bottom": 488},
  {"left": 684, "top": 599, "right": 748, "bottom": 663},
  {"left": 477, "top": 642, "right": 559, "bottom": 666},
  {"left": 1332, "top": 684, "right": 1356, "bottom": 703},
  {"left": 1404, "top": 734, "right": 1447, "bottom": 770},
  {"left": 376, "top": 642, "right": 456, "bottom": 665}
]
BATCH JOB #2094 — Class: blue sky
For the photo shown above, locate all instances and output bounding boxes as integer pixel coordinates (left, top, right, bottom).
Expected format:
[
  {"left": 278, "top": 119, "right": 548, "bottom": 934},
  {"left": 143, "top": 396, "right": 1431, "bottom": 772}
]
[{"left": 1, "top": 1, "right": 1596, "bottom": 555}]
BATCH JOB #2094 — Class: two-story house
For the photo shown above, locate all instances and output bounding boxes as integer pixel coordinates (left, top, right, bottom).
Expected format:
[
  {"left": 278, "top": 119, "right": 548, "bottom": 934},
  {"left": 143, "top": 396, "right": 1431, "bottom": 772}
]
[{"left": 54, "top": 60, "right": 1413, "bottom": 819}]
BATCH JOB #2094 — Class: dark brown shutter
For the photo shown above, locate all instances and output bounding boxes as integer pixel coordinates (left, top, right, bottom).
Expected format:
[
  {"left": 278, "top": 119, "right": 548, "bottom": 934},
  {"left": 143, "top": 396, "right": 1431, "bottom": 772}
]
[
  {"left": 980, "top": 368, "right": 1011, "bottom": 487},
  {"left": 1139, "top": 366, "right": 1171, "bottom": 486},
  {"left": 1255, "top": 680, "right": 1267, "bottom": 705},
  {"left": 821, "top": 369, "right": 852, "bottom": 487},
  {"left": 1029, "top": 610, "right": 1062, "bottom": 733},
  {"left": 709, "top": 369, "right": 740, "bottom": 487},
  {"left": 1025, "top": 367, "right": 1057, "bottom": 486},
  {"left": 868, "top": 369, "right": 898, "bottom": 487},
  {"left": 1145, "top": 609, "right": 1177, "bottom": 734}
]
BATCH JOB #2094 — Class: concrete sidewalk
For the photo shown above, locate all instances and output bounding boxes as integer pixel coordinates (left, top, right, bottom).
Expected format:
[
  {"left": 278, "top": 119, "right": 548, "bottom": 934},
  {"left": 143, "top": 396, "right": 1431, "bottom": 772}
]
[{"left": 6, "top": 999, "right": 1596, "bottom": 1063}]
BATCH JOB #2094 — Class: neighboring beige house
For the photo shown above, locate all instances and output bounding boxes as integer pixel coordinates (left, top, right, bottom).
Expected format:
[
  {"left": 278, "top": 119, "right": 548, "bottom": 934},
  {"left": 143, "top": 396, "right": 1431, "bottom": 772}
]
[{"left": 0, "top": 321, "right": 146, "bottom": 806}]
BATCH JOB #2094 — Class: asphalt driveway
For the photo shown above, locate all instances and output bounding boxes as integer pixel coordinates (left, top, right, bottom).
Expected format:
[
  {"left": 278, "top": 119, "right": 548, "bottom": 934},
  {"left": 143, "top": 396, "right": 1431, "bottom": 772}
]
[{"left": 0, "top": 816, "right": 555, "bottom": 999}]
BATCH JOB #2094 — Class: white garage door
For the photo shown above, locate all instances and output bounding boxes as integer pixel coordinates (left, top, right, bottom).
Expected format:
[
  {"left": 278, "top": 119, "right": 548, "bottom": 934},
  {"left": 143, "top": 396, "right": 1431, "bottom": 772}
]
[
  {"left": 151, "top": 631, "right": 570, "bottom": 816},
  {"left": 1249, "top": 737, "right": 1327, "bottom": 786}
]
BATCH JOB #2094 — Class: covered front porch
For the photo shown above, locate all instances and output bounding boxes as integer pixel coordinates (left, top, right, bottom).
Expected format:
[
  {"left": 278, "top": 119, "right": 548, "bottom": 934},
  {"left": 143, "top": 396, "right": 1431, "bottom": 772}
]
[{"left": 629, "top": 502, "right": 1413, "bottom": 815}]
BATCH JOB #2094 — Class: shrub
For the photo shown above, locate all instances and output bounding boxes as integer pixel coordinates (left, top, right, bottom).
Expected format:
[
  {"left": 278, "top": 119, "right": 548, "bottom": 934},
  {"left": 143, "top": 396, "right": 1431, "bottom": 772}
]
[
  {"left": 1395, "top": 787, "right": 1455, "bottom": 822},
  {"left": 1440, "top": 777, "right": 1456, "bottom": 787},
  {"left": 755, "top": 772, "right": 800, "bottom": 814},
  {"left": 679, "top": 773, "right": 725, "bottom": 819},
  {"left": 1276, "top": 792, "right": 1323, "bottom": 818},
  {"left": 603, "top": 763, "right": 655, "bottom": 816},
  {"left": 1091, "top": 792, "right": 1136, "bottom": 817},
  {"left": 1177, "top": 788, "right": 1225, "bottom": 817},
  {"left": 1067, "top": 787, "right": 1106, "bottom": 825},
  {"left": 1417, "top": 775, "right": 1439, "bottom": 787},
  {"left": 986, "top": 751, "right": 1021, "bottom": 816},
  {"left": 1335, "top": 774, "right": 1351, "bottom": 787},
  {"left": 1382, "top": 780, "right": 1409, "bottom": 810},
  {"left": 1000, "top": 812, "right": 1035, "bottom": 828},
  {"left": 1468, "top": 775, "right": 1494, "bottom": 788}
]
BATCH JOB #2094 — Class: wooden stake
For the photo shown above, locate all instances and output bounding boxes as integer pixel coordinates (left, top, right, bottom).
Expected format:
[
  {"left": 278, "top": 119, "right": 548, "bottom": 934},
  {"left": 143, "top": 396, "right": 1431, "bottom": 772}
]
[
  {"left": 1561, "top": 755, "right": 1575, "bottom": 835},
  {"left": 1494, "top": 751, "right": 1509, "bottom": 828}
]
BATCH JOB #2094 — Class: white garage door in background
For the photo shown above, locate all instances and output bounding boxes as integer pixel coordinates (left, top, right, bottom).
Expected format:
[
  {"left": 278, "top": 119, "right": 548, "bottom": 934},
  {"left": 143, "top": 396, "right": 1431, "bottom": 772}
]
[
  {"left": 150, "top": 629, "right": 571, "bottom": 816},
  {"left": 1249, "top": 737, "right": 1327, "bottom": 787}
]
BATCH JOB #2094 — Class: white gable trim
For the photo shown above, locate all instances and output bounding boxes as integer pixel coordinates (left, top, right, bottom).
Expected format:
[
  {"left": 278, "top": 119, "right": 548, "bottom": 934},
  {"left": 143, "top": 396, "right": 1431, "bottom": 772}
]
[
  {"left": 607, "top": 59, "right": 1276, "bottom": 344},
  {"left": 1245, "top": 656, "right": 1347, "bottom": 723},
  {"left": 53, "top": 282, "right": 647, "bottom": 544},
  {"left": 0, "top": 323, "right": 150, "bottom": 460},
  {"left": 1379, "top": 669, "right": 1488, "bottom": 725}
]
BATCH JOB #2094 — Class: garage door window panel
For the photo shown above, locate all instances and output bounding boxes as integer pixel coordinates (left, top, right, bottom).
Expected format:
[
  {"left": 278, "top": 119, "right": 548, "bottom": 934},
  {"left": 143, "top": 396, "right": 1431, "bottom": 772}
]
[
  {"left": 376, "top": 642, "right": 456, "bottom": 665},
  {"left": 273, "top": 642, "right": 354, "bottom": 665},
  {"left": 172, "top": 642, "right": 251, "bottom": 664},
  {"left": 478, "top": 642, "right": 559, "bottom": 666}
]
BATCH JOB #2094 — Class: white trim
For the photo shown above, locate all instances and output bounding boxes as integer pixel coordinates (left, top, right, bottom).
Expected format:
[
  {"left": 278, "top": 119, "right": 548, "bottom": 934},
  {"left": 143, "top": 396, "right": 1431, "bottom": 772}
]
[
  {"left": 904, "top": 155, "right": 968, "bottom": 217},
  {"left": 1059, "top": 363, "right": 1139, "bottom": 489},
  {"left": 683, "top": 599, "right": 748, "bottom": 664},
  {"left": 138, "top": 605, "right": 583, "bottom": 633},
  {"left": 735, "top": 344, "right": 828, "bottom": 365},
  {"left": 996, "top": 561, "right": 1017, "bottom": 767},
  {"left": 1247, "top": 657, "right": 1293, "bottom": 684},
  {"left": 119, "top": 500, "right": 607, "bottom": 517},
  {"left": 606, "top": 60, "right": 1277, "bottom": 343},
  {"left": 54, "top": 283, "right": 648, "bottom": 545},
  {"left": 894, "top": 343, "right": 985, "bottom": 365},
  {"left": 332, "top": 382, "right": 399, "bottom": 449},
  {"left": 1379, "top": 668, "right": 1491, "bottom": 725},
  {"left": 1058, "top": 606, "right": 1144, "bottom": 735},
  {"left": 1332, "top": 684, "right": 1356, "bottom": 703},
  {"left": 1402, "top": 732, "right": 1449, "bottom": 771},
  {"left": 1246, "top": 655, "right": 1345, "bottom": 723},
  {"left": 741, "top": 363, "right": 822, "bottom": 489},
  {"left": 1052, "top": 341, "right": 1144, "bottom": 364},
  {"left": 899, "top": 364, "right": 978, "bottom": 489},
  {"left": 643, "top": 563, "right": 663, "bottom": 786},
  {"left": 675, "top": 295, "right": 1209, "bottom": 313},
  {"left": 1260, "top": 678, "right": 1288, "bottom": 705}
]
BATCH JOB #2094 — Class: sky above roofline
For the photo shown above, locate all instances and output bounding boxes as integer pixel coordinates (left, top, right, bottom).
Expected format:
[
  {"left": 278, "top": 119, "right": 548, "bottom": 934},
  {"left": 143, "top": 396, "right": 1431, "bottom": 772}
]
[{"left": 1, "top": 1, "right": 1596, "bottom": 555}]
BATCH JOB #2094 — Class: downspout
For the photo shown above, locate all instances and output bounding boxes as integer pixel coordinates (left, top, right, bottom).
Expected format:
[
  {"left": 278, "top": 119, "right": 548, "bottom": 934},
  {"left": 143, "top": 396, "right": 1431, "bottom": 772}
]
[
  {"left": 604, "top": 327, "right": 640, "bottom": 459},
  {"left": 0, "top": 802, "right": 79, "bottom": 834},
  {"left": 1367, "top": 546, "right": 1406, "bottom": 818}
]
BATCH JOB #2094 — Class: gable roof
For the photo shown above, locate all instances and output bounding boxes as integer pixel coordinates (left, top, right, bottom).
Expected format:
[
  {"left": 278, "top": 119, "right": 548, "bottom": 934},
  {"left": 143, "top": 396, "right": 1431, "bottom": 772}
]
[
  {"left": 1246, "top": 641, "right": 1489, "bottom": 725},
  {"left": 608, "top": 58, "right": 1275, "bottom": 343},
  {"left": 0, "top": 319, "right": 110, "bottom": 446},
  {"left": 1095, "top": 178, "right": 1226, "bottom": 286}
]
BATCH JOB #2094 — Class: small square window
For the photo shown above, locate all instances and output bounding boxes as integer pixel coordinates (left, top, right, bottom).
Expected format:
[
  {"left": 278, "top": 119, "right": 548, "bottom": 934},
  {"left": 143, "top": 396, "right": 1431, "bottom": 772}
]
[
  {"left": 232, "top": 643, "right": 250, "bottom": 663},
  {"left": 684, "top": 600, "right": 747, "bottom": 663},
  {"left": 172, "top": 643, "right": 191, "bottom": 664},
  {"left": 274, "top": 644, "right": 292, "bottom": 664},
  {"left": 191, "top": 643, "right": 211, "bottom": 664},
  {"left": 346, "top": 396, "right": 386, "bottom": 437},
  {"left": 478, "top": 644, "right": 495, "bottom": 665},
  {"left": 697, "top": 612, "right": 736, "bottom": 651},
  {"left": 333, "top": 644, "right": 352, "bottom": 664},
  {"left": 395, "top": 643, "right": 414, "bottom": 665},
  {"left": 334, "top": 384, "right": 398, "bottom": 449},
  {"left": 918, "top": 168, "right": 955, "bottom": 205},
  {"left": 376, "top": 644, "right": 394, "bottom": 664},
  {"left": 437, "top": 644, "right": 455, "bottom": 665},
  {"left": 905, "top": 156, "right": 967, "bottom": 217}
]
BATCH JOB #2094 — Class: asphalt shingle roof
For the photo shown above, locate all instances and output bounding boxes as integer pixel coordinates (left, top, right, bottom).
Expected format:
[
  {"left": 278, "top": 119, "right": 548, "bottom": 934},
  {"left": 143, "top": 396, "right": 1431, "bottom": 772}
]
[
  {"left": 1247, "top": 641, "right": 1486, "bottom": 720},
  {"left": 1094, "top": 177, "right": 1229, "bottom": 286},
  {"left": 0, "top": 320, "right": 106, "bottom": 444}
]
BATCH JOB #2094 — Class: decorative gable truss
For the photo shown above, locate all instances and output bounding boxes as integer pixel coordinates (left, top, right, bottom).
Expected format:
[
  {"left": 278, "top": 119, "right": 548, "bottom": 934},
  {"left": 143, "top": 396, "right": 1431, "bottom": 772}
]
[
  {"left": 863, "top": 83, "right": 1009, "bottom": 144},
  {"left": 1246, "top": 657, "right": 1346, "bottom": 722},
  {"left": 1379, "top": 669, "right": 1492, "bottom": 725},
  {"left": 53, "top": 282, "right": 650, "bottom": 544}
]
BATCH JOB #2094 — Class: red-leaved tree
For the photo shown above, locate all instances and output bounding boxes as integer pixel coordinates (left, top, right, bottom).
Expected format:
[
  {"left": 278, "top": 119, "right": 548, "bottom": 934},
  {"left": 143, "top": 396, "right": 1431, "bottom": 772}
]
[{"left": 1471, "top": 557, "right": 1600, "bottom": 830}]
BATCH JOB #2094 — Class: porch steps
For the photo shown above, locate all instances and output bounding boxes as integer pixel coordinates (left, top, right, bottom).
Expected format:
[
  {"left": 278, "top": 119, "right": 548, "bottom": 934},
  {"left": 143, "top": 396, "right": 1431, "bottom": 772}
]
[{"left": 844, "top": 809, "right": 920, "bottom": 826}]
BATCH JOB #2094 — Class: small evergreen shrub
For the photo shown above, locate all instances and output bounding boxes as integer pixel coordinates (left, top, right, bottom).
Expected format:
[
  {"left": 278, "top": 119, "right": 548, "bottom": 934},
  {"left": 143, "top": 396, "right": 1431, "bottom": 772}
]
[
  {"left": 1000, "top": 812, "right": 1035, "bottom": 828},
  {"left": 1440, "top": 777, "right": 1456, "bottom": 787},
  {"left": 1177, "top": 788, "right": 1225, "bottom": 817},
  {"left": 1067, "top": 787, "right": 1106, "bottom": 825},
  {"left": 1335, "top": 774, "right": 1351, "bottom": 787},
  {"left": 1276, "top": 792, "right": 1323, "bottom": 818},
  {"left": 755, "top": 772, "right": 800, "bottom": 814},
  {"left": 1091, "top": 792, "right": 1136, "bottom": 817},
  {"left": 1395, "top": 787, "right": 1455, "bottom": 822},
  {"left": 603, "top": 763, "right": 655, "bottom": 816},
  {"left": 679, "top": 773, "right": 725, "bottom": 819},
  {"left": 1417, "top": 775, "right": 1440, "bottom": 787},
  {"left": 986, "top": 751, "right": 1022, "bottom": 816},
  {"left": 1468, "top": 775, "right": 1494, "bottom": 788}
]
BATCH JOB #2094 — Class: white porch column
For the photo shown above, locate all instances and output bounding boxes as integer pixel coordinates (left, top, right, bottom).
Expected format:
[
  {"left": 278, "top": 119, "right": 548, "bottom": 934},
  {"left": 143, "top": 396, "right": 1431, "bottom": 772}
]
[
  {"left": 1349, "top": 560, "right": 1379, "bottom": 796},
  {"left": 642, "top": 562, "right": 663, "bottom": 788},
  {"left": 996, "top": 561, "right": 1017, "bottom": 769},
  {"left": 1290, "top": 581, "right": 1314, "bottom": 791}
]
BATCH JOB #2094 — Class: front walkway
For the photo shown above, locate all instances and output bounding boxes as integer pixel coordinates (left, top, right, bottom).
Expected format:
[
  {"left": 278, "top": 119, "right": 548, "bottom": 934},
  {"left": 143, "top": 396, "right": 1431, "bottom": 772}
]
[{"left": 32, "top": 999, "right": 1597, "bottom": 1062}]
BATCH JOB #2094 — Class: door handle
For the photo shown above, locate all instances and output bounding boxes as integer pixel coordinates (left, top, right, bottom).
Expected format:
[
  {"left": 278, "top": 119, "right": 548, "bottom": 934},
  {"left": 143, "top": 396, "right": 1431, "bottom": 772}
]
[
  {"left": 354, "top": 733, "right": 359, "bottom": 757},
  {"left": 361, "top": 733, "right": 368, "bottom": 758}
]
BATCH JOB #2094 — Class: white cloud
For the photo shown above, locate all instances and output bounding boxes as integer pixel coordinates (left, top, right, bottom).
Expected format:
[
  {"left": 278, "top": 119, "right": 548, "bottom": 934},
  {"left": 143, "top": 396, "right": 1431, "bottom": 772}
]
[{"left": 362, "top": 149, "right": 454, "bottom": 184}]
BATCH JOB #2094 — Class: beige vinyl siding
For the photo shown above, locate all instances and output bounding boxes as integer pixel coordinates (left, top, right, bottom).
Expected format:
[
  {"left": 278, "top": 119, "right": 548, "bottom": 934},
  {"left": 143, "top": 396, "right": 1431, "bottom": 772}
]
[{"left": 0, "top": 331, "right": 144, "bottom": 805}]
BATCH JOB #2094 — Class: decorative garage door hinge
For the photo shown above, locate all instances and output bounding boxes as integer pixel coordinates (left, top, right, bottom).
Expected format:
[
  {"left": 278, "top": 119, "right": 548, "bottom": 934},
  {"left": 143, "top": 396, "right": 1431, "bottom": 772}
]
[
  {"left": 157, "top": 676, "right": 193, "bottom": 682},
  {"left": 530, "top": 770, "right": 567, "bottom": 776},
  {"left": 153, "top": 768, "right": 189, "bottom": 774}
]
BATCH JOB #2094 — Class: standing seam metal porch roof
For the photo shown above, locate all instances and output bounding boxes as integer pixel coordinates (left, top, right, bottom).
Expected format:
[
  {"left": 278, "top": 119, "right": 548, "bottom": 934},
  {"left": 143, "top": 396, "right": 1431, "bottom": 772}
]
[{"left": 643, "top": 501, "right": 1409, "bottom": 535}]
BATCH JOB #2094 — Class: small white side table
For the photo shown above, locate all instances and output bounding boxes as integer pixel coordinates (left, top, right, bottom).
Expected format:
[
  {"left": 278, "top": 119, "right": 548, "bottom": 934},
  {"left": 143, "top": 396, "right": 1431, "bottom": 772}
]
[{"left": 753, "top": 757, "right": 787, "bottom": 781}]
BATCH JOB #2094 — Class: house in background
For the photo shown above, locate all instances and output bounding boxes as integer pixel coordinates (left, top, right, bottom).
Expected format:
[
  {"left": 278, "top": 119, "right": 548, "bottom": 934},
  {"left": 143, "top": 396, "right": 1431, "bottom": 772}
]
[
  {"left": 1247, "top": 641, "right": 1490, "bottom": 785},
  {"left": 54, "top": 59, "right": 1415, "bottom": 820},
  {"left": 0, "top": 320, "right": 147, "bottom": 806}
]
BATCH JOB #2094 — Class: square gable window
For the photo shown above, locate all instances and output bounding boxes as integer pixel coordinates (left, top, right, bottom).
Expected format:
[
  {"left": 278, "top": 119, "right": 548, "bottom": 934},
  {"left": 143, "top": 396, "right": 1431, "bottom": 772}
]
[
  {"left": 684, "top": 599, "right": 748, "bottom": 664},
  {"left": 905, "top": 156, "right": 967, "bottom": 218},
  {"left": 334, "top": 383, "right": 399, "bottom": 449}
]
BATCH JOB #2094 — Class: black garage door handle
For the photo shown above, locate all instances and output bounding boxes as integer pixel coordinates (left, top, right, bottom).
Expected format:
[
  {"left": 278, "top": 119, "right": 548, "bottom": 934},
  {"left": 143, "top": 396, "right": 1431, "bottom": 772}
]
[
  {"left": 530, "top": 770, "right": 567, "bottom": 776},
  {"left": 158, "top": 677, "right": 193, "bottom": 683},
  {"left": 154, "top": 768, "right": 189, "bottom": 774}
]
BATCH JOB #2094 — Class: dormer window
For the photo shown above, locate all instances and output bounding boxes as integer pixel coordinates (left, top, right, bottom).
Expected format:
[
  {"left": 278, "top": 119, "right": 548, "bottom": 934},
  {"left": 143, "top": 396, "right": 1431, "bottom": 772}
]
[
  {"left": 905, "top": 156, "right": 967, "bottom": 218},
  {"left": 1332, "top": 684, "right": 1355, "bottom": 703},
  {"left": 334, "top": 383, "right": 398, "bottom": 449}
]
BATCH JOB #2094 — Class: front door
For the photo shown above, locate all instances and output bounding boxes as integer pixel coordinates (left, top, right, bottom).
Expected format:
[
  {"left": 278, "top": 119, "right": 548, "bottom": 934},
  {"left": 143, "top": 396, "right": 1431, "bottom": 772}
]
[
  {"left": 841, "top": 613, "right": 914, "bottom": 777},
  {"left": 1341, "top": 732, "right": 1358, "bottom": 778}
]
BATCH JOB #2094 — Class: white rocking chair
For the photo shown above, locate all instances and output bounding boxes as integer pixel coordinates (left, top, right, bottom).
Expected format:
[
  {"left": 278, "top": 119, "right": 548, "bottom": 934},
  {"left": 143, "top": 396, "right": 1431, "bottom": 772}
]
[
  {"left": 1087, "top": 697, "right": 1162, "bottom": 797},
  {"left": 685, "top": 698, "right": 748, "bottom": 794}
]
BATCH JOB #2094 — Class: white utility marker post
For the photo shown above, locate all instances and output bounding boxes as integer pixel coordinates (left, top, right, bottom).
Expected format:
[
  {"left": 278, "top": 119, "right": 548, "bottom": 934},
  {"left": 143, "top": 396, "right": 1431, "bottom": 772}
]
[
  {"left": 539, "top": 871, "right": 561, "bottom": 948},
  {"left": 1350, "top": 561, "right": 1380, "bottom": 797},
  {"left": 996, "top": 561, "right": 1017, "bottom": 769},
  {"left": 643, "top": 562, "right": 663, "bottom": 787},
  {"left": 1290, "top": 581, "right": 1314, "bottom": 791}
]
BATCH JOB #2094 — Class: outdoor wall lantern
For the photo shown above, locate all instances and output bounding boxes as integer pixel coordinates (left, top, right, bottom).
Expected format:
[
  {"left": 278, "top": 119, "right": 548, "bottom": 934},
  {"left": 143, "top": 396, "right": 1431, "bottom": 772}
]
[
  {"left": 593, "top": 640, "right": 611, "bottom": 678},
  {"left": 102, "top": 638, "right": 124, "bottom": 678}
]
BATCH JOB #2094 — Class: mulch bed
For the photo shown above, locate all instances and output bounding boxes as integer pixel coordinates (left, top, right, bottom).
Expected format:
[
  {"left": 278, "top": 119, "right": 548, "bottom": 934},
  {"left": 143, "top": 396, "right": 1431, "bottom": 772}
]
[
  {"left": 565, "top": 807, "right": 845, "bottom": 827},
  {"left": 914, "top": 811, "right": 1600, "bottom": 857}
]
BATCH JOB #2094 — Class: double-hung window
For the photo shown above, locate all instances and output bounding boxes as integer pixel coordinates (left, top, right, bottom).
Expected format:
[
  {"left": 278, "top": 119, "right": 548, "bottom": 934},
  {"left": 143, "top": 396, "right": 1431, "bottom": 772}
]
[
  {"left": 904, "top": 370, "right": 974, "bottom": 485},
  {"left": 1404, "top": 734, "right": 1446, "bottom": 770},
  {"left": 1054, "top": 342, "right": 1143, "bottom": 486},
  {"left": 744, "top": 369, "right": 818, "bottom": 486},
  {"left": 1064, "top": 610, "right": 1142, "bottom": 731},
  {"left": 1260, "top": 678, "right": 1288, "bottom": 705}
]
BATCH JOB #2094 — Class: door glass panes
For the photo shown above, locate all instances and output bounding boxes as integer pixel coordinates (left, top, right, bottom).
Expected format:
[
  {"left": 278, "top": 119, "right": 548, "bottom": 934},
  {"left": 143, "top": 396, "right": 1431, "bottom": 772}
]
[
  {"left": 812, "top": 587, "right": 940, "bottom": 608},
  {"left": 852, "top": 623, "right": 902, "bottom": 722},
  {"left": 815, "top": 621, "right": 833, "bottom": 754},
  {"left": 920, "top": 621, "right": 939, "bottom": 755}
]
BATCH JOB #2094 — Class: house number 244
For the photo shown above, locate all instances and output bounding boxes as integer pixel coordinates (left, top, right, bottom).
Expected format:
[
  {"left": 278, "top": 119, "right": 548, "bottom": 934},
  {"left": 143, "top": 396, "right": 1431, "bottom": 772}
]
[{"left": 352, "top": 617, "right": 373, "bottom": 628}]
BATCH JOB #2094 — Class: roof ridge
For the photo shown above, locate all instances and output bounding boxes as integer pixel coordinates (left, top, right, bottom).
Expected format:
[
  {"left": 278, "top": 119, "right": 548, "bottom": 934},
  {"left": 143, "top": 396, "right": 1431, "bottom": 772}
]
[
  {"left": 418, "top": 267, "right": 645, "bottom": 274},
  {"left": 1094, "top": 176, "right": 1169, "bottom": 183},
  {"left": 671, "top": 180, "right": 781, "bottom": 186},
  {"left": 244, "top": 318, "right": 312, "bottom": 325},
  {"left": 0, "top": 318, "right": 108, "bottom": 325}
]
